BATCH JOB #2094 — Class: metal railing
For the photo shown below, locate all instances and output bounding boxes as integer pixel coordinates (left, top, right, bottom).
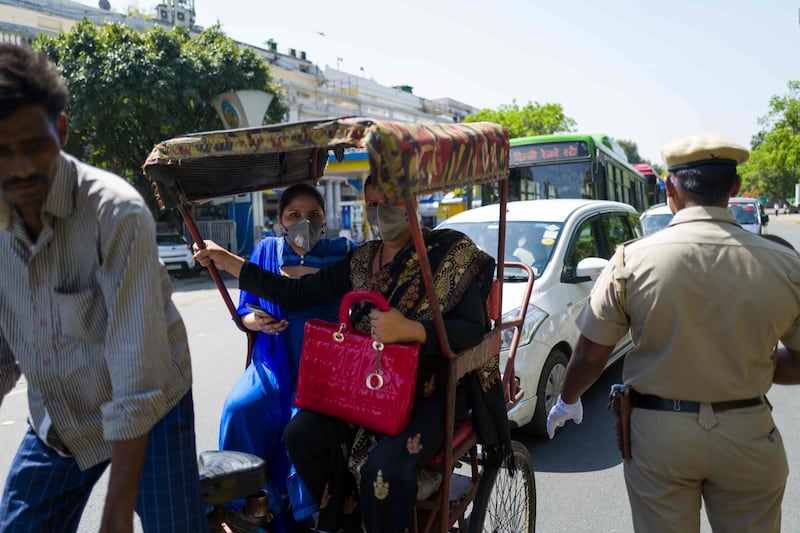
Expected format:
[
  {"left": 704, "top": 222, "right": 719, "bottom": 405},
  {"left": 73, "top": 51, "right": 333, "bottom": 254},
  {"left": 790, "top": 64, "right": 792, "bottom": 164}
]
[{"left": 157, "top": 220, "right": 237, "bottom": 252}]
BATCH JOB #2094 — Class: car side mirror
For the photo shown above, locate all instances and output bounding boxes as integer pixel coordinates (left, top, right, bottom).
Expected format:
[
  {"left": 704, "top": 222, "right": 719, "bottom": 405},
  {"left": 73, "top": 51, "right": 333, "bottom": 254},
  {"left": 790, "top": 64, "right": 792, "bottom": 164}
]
[
  {"left": 562, "top": 257, "right": 609, "bottom": 283},
  {"left": 576, "top": 257, "right": 609, "bottom": 281},
  {"left": 762, "top": 214, "right": 770, "bottom": 225}
]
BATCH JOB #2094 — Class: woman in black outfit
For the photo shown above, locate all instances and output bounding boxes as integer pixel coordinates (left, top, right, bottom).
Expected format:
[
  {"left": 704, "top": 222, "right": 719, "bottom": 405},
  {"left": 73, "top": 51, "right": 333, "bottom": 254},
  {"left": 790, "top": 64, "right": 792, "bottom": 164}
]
[{"left": 195, "top": 176, "right": 511, "bottom": 533}]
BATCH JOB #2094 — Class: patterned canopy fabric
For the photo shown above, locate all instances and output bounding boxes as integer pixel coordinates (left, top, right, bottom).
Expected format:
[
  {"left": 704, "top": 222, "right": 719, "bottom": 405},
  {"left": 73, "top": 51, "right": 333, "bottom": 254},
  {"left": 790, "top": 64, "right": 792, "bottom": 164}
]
[{"left": 142, "top": 117, "right": 509, "bottom": 207}]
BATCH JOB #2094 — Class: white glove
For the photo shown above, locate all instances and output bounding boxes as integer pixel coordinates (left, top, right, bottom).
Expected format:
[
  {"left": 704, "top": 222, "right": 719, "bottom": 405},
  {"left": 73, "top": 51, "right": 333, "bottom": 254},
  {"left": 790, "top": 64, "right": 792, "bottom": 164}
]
[{"left": 546, "top": 395, "right": 584, "bottom": 439}]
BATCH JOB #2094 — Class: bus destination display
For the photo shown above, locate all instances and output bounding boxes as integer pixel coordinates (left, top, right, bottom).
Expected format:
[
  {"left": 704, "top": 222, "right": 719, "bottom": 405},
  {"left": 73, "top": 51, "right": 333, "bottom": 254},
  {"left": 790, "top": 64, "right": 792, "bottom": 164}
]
[{"left": 511, "top": 140, "right": 590, "bottom": 165}]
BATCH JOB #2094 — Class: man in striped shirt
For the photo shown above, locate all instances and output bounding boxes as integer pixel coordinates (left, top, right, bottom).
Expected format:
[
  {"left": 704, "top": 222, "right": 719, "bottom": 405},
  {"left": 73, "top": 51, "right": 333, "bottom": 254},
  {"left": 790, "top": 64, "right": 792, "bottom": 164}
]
[{"left": 0, "top": 44, "right": 206, "bottom": 531}]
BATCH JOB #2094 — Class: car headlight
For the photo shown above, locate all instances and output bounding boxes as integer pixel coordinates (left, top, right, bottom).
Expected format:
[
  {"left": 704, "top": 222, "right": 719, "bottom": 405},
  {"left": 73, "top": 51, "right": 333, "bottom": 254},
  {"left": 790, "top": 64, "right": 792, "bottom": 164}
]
[{"left": 500, "top": 304, "right": 548, "bottom": 351}]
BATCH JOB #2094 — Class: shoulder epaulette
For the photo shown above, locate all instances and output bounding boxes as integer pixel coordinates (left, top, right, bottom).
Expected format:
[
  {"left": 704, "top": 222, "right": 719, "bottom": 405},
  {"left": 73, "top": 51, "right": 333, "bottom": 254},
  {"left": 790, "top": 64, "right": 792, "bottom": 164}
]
[{"left": 613, "top": 237, "right": 641, "bottom": 323}]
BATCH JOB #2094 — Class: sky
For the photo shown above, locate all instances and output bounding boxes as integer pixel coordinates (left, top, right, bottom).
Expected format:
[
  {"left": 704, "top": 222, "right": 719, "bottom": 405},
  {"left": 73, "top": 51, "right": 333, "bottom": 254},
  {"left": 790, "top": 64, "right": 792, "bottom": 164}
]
[{"left": 77, "top": 0, "right": 799, "bottom": 164}]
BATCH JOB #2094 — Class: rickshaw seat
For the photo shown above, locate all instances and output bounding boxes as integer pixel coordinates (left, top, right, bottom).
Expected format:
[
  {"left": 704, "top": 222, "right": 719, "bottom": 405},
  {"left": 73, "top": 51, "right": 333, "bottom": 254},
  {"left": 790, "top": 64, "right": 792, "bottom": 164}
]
[
  {"left": 428, "top": 279, "right": 498, "bottom": 467},
  {"left": 198, "top": 450, "right": 268, "bottom": 506},
  {"left": 430, "top": 418, "right": 475, "bottom": 465},
  {"left": 415, "top": 419, "right": 475, "bottom": 502}
]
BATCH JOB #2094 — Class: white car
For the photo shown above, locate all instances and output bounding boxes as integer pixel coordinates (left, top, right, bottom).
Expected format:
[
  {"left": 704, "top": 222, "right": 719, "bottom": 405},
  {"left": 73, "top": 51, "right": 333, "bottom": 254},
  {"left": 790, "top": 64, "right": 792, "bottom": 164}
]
[
  {"left": 640, "top": 203, "right": 674, "bottom": 235},
  {"left": 437, "top": 199, "right": 641, "bottom": 437},
  {"left": 157, "top": 233, "right": 196, "bottom": 275},
  {"left": 728, "top": 197, "right": 769, "bottom": 235}
]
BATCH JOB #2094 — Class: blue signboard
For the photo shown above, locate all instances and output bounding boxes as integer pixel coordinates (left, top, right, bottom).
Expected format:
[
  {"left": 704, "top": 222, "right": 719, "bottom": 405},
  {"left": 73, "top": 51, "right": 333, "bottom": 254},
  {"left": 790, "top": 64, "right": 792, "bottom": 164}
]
[
  {"left": 228, "top": 194, "right": 254, "bottom": 256},
  {"left": 341, "top": 205, "right": 352, "bottom": 230}
]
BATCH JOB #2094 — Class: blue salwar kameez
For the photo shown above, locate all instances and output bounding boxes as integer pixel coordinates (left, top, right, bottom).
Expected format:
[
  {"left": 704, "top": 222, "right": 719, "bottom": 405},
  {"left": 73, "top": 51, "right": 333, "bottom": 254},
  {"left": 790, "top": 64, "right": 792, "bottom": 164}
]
[{"left": 218, "top": 236, "right": 353, "bottom": 531}]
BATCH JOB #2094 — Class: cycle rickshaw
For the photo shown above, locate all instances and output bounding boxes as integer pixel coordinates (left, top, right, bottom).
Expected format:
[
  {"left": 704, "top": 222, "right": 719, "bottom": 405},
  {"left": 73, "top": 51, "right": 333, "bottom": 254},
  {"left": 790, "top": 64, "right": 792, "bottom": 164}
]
[{"left": 143, "top": 116, "right": 536, "bottom": 532}]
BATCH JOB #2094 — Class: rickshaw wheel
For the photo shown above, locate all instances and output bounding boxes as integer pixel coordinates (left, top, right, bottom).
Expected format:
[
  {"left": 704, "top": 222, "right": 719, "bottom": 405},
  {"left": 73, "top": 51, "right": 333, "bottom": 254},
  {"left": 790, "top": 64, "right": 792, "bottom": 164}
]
[{"left": 468, "top": 440, "right": 535, "bottom": 533}]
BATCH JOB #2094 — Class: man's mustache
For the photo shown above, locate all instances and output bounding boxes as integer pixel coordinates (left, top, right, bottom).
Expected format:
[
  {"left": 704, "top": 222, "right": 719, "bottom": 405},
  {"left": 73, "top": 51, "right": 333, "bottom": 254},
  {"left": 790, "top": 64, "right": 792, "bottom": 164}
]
[{"left": 1, "top": 175, "right": 48, "bottom": 191}]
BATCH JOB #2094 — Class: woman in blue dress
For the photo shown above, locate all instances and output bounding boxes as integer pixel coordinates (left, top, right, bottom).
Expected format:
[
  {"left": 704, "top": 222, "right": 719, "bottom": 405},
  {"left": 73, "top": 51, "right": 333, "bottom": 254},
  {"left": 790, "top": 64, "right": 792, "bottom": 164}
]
[{"left": 219, "top": 183, "right": 356, "bottom": 530}]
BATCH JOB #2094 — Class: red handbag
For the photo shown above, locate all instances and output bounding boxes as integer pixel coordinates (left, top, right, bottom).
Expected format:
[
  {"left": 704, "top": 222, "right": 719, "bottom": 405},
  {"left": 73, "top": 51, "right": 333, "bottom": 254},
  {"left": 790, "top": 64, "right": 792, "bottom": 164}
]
[{"left": 294, "top": 289, "right": 420, "bottom": 436}]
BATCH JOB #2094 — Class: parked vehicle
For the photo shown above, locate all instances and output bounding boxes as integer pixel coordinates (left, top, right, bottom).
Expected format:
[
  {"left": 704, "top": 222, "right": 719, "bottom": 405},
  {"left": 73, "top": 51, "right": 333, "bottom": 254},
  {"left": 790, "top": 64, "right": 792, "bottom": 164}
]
[
  {"left": 728, "top": 197, "right": 769, "bottom": 235},
  {"left": 437, "top": 199, "right": 641, "bottom": 437},
  {"left": 632, "top": 163, "right": 665, "bottom": 205},
  {"left": 640, "top": 203, "right": 674, "bottom": 235},
  {"left": 156, "top": 232, "right": 196, "bottom": 275}
]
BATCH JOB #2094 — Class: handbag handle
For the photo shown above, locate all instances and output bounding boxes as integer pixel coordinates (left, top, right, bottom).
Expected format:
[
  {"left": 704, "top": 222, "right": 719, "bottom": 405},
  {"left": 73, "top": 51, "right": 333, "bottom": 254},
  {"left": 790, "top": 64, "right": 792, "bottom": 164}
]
[{"left": 338, "top": 289, "right": 390, "bottom": 329}]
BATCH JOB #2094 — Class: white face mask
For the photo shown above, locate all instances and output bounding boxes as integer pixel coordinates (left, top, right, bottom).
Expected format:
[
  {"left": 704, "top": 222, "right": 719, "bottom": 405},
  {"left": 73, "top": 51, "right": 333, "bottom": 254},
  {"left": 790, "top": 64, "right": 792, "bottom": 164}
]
[
  {"left": 284, "top": 219, "right": 324, "bottom": 253},
  {"left": 367, "top": 204, "right": 409, "bottom": 241}
]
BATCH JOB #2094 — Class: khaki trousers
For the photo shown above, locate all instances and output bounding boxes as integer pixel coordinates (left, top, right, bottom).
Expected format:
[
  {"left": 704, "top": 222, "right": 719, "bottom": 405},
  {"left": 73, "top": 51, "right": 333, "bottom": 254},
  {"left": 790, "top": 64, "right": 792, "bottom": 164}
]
[{"left": 623, "top": 402, "right": 787, "bottom": 533}]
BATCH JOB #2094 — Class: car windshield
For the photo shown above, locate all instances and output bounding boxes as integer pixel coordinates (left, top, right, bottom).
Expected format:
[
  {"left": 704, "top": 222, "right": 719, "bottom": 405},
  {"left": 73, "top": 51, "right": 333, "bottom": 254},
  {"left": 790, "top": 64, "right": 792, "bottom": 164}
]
[
  {"left": 157, "top": 234, "right": 186, "bottom": 246},
  {"left": 641, "top": 213, "right": 673, "bottom": 235},
  {"left": 438, "top": 220, "right": 563, "bottom": 278},
  {"left": 728, "top": 203, "right": 759, "bottom": 225}
]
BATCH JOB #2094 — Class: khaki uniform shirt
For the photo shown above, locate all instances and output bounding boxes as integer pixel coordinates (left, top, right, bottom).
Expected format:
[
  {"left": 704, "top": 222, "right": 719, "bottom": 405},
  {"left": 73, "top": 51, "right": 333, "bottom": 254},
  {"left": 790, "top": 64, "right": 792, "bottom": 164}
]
[
  {"left": 578, "top": 205, "right": 800, "bottom": 402},
  {"left": 0, "top": 153, "right": 192, "bottom": 469}
]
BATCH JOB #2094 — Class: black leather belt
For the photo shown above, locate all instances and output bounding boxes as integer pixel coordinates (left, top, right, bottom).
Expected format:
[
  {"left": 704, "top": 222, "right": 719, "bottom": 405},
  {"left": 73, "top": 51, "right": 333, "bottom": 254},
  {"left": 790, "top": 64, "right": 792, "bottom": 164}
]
[{"left": 630, "top": 390, "right": 763, "bottom": 413}]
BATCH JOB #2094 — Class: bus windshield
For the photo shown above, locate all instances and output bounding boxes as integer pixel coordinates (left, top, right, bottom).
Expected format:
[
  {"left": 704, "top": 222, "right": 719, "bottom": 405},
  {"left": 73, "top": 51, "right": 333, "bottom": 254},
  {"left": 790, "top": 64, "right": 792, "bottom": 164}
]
[
  {"left": 499, "top": 134, "right": 653, "bottom": 212},
  {"left": 509, "top": 161, "right": 592, "bottom": 200}
]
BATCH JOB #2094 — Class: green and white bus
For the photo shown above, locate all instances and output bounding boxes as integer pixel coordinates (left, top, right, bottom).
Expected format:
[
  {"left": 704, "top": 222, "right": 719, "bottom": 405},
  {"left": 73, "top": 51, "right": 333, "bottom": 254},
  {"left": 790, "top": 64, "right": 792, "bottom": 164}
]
[{"left": 480, "top": 133, "right": 651, "bottom": 212}]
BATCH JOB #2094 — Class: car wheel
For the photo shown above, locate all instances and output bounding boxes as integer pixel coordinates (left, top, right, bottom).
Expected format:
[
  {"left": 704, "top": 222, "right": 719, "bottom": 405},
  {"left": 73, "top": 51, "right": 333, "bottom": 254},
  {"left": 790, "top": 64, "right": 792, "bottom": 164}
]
[{"left": 524, "top": 348, "right": 568, "bottom": 438}]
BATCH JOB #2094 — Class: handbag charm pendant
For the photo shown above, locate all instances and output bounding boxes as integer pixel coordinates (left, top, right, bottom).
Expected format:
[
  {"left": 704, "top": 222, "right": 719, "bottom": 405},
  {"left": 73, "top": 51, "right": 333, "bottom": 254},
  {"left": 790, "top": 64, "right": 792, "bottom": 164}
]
[
  {"left": 333, "top": 323, "right": 346, "bottom": 342},
  {"left": 366, "top": 341, "right": 385, "bottom": 390}
]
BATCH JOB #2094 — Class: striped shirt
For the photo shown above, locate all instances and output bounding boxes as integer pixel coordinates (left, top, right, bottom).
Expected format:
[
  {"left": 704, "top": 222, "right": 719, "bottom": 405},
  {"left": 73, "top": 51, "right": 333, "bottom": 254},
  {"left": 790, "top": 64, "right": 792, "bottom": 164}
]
[{"left": 0, "top": 153, "right": 192, "bottom": 469}]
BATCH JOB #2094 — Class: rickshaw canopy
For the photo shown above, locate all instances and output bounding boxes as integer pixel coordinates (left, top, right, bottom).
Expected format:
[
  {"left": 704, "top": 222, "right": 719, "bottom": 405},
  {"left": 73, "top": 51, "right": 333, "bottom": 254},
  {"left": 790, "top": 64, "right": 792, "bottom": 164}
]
[{"left": 142, "top": 116, "right": 509, "bottom": 207}]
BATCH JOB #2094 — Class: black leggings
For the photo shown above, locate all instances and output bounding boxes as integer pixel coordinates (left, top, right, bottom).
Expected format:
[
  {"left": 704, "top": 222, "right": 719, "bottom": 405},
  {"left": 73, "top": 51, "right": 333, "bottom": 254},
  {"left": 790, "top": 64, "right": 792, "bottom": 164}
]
[{"left": 284, "top": 396, "right": 447, "bottom": 533}]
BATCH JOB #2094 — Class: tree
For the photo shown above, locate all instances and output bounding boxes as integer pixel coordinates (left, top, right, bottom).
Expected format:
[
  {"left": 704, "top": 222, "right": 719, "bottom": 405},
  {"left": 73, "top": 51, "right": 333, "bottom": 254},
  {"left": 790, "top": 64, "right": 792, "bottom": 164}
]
[
  {"left": 33, "top": 20, "right": 287, "bottom": 215},
  {"left": 617, "top": 139, "right": 642, "bottom": 163},
  {"left": 464, "top": 100, "right": 576, "bottom": 138},
  {"left": 616, "top": 139, "right": 664, "bottom": 176},
  {"left": 741, "top": 81, "right": 800, "bottom": 202}
]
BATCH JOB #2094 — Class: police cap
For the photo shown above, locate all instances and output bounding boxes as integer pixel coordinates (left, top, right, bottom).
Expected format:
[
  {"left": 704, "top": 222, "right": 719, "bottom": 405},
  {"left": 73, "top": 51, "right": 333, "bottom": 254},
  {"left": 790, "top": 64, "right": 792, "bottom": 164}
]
[{"left": 661, "top": 133, "right": 749, "bottom": 172}]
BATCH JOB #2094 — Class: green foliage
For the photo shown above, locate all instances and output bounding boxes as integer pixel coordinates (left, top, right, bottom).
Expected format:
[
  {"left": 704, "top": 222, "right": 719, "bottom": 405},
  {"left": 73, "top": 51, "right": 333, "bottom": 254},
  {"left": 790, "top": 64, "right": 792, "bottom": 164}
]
[
  {"left": 741, "top": 81, "right": 800, "bottom": 201},
  {"left": 33, "top": 20, "right": 287, "bottom": 215},
  {"left": 616, "top": 139, "right": 641, "bottom": 163},
  {"left": 615, "top": 139, "right": 663, "bottom": 176},
  {"left": 464, "top": 99, "right": 576, "bottom": 138}
]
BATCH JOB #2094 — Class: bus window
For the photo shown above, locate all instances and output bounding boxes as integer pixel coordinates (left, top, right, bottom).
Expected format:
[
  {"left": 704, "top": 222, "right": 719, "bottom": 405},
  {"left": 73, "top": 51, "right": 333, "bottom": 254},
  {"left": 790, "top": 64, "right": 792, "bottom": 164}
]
[{"left": 507, "top": 134, "right": 650, "bottom": 211}]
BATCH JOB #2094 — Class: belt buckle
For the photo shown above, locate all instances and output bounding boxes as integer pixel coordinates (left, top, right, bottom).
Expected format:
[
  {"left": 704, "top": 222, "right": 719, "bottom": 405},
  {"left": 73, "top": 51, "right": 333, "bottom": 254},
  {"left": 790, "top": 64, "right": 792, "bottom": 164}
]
[{"left": 672, "top": 400, "right": 681, "bottom": 412}]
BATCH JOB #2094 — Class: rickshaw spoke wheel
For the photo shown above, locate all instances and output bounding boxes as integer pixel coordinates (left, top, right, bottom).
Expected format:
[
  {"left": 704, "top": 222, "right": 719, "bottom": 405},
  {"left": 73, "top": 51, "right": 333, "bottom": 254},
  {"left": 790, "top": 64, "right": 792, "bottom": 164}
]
[{"left": 468, "top": 441, "right": 536, "bottom": 532}]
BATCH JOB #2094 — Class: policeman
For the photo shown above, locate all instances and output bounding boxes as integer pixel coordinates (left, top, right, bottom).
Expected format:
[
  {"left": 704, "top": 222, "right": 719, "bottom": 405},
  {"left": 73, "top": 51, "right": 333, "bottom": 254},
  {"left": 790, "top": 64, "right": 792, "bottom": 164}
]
[{"left": 546, "top": 133, "right": 800, "bottom": 532}]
